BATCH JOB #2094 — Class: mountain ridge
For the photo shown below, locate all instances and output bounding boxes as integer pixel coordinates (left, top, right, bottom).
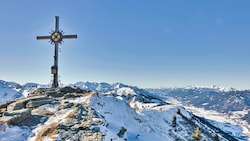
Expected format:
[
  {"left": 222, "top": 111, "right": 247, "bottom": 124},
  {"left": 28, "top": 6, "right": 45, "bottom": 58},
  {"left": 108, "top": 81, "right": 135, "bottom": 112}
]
[{"left": 0, "top": 79, "right": 249, "bottom": 140}]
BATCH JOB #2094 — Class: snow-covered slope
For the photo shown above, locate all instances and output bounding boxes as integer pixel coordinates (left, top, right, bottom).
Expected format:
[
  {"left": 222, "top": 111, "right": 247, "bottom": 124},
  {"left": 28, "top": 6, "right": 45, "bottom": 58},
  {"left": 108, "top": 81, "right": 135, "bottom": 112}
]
[
  {"left": 0, "top": 80, "right": 248, "bottom": 140},
  {"left": 147, "top": 86, "right": 249, "bottom": 113},
  {"left": 148, "top": 86, "right": 250, "bottom": 139},
  {"left": 0, "top": 80, "right": 47, "bottom": 102},
  {"left": 0, "top": 80, "right": 23, "bottom": 102},
  {"left": 70, "top": 82, "right": 165, "bottom": 104}
]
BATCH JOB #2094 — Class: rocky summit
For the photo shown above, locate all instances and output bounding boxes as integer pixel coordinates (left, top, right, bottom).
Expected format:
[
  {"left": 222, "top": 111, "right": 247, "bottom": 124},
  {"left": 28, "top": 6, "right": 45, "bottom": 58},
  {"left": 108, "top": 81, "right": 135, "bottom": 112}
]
[
  {"left": 0, "top": 87, "right": 103, "bottom": 141},
  {"left": 0, "top": 82, "right": 248, "bottom": 141}
]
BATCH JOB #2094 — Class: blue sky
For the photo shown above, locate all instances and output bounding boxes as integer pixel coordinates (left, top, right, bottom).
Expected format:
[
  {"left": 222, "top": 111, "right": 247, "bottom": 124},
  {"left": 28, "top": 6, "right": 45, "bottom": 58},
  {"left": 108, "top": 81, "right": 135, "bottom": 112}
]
[{"left": 0, "top": 1, "right": 250, "bottom": 89}]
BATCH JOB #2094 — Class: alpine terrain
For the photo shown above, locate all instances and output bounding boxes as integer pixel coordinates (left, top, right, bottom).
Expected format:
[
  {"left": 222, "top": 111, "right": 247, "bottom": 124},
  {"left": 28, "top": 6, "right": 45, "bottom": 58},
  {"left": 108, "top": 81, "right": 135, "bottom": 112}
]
[{"left": 0, "top": 80, "right": 249, "bottom": 141}]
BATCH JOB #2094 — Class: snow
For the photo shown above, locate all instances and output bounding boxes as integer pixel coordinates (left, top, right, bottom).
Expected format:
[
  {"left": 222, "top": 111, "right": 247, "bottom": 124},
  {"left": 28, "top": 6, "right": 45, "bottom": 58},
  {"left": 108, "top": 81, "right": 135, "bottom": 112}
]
[
  {"left": 28, "top": 108, "right": 75, "bottom": 141},
  {"left": 184, "top": 105, "right": 249, "bottom": 140},
  {"left": 116, "top": 87, "right": 136, "bottom": 96},
  {"left": 0, "top": 80, "right": 249, "bottom": 140},
  {"left": 0, "top": 81, "right": 23, "bottom": 102},
  {"left": 90, "top": 94, "right": 167, "bottom": 141},
  {"left": 148, "top": 85, "right": 250, "bottom": 140},
  {"left": 0, "top": 123, "right": 31, "bottom": 141},
  {"left": 202, "top": 103, "right": 209, "bottom": 106},
  {"left": 0, "top": 80, "right": 48, "bottom": 102}
]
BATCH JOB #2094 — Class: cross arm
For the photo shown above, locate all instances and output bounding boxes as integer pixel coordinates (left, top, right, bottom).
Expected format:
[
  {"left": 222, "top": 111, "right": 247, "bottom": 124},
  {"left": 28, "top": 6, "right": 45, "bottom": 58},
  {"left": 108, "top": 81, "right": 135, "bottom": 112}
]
[
  {"left": 37, "top": 36, "right": 51, "bottom": 40},
  {"left": 63, "top": 35, "right": 77, "bottom": 39}
]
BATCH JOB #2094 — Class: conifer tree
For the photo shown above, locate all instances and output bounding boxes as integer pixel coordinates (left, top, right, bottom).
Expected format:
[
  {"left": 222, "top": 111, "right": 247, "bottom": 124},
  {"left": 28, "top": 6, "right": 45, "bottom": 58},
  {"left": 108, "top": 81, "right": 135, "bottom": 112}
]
[
  {"left": 177, "top": 108, "right": 181, "bottom": 115},
  {"left": 214, "top": 134, "right": 220, "bottom": 141},
  {"left": 193, "top": 127, "right": 200, "bottom": 140},
  {"left": 172, "top": 115, "right": 177, "bottom": 128}
]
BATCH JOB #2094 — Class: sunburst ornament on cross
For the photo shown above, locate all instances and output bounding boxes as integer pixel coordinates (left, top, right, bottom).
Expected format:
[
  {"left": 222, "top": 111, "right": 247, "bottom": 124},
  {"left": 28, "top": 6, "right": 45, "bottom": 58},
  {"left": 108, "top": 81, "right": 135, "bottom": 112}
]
[
  {"left": 36, "top": 16, "right": 77, "bottom": 88},
  {"left": 51, "top": 31, "right": 63, "bottom": 43}
]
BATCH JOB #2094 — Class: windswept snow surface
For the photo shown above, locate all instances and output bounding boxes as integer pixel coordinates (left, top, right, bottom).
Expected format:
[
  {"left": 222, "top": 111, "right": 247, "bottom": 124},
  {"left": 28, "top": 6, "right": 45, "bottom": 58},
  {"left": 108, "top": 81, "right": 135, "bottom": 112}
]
[
  {"left": 0, "top": 123, "right": 31, "bottom": 141},
  {"left": 90, "top": 95, "right": 167, "bottom": 141},
  {"left": 89, "top": 93, "right": 197, "bottom": 140}
]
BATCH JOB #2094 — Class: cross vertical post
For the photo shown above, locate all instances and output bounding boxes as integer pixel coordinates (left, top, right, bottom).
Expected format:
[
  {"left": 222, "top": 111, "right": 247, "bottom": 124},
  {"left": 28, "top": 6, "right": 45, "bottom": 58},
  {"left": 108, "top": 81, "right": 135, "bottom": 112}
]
[
  {"left": 53, "top": 16, "right": 59, "bottom": 88},
  {"left": 36, "top": 16, "right": 77, "bottom": 88}
]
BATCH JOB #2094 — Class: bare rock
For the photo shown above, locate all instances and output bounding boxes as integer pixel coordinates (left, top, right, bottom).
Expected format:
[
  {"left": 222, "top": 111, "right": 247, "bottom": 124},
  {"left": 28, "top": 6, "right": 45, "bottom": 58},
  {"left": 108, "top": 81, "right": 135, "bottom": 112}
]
[
  {"left": 76, "top": 130, "right": 103, "bottom": 141},
  {"left": 0, "top": 101, "right": 14, "bottom": 109},
  {"left": 0, "top": 108, "right": 31, "bottom": 125},
  {"left": 26, "top": 96, "right": 54, "bottom": 108},
  {"left": 0, "top": 108, "right": 7, "bottom": 116},
  {"left": 28, "top": 87, "right": 87, "bottom": 98},
  {"left": 1, "top": 87, "right": 103, "bottom": 140},
  {"left": 7, "top": 99, "right": 26, "bottom": 111},
  {"left": 7, "top": 96, "right": 54, "bottom": 111}
]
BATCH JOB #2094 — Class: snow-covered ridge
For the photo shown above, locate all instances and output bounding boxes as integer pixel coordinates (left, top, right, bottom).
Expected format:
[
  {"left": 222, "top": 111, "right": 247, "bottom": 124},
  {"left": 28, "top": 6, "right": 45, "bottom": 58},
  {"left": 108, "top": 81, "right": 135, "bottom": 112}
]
[
  {"left": 148, "top": 86, "right": 250, "bottom": 140},
  {"left": 0, "top": 79, "right": 240, "bottom": 102},
  {"left": 0, "top": 80, "right": 47, "bottom": 102},
  {"left": 70, "top": 81, "right": 139, "bottom": 94},
  {"left": 0, "top": 80, "right": 249, "bottom": 140},
  {"left": 153, "top": 84, "right": 237, "bottom": 92},
  {"left": 0, "top": 80, "right": 23, "bottom": 102}
]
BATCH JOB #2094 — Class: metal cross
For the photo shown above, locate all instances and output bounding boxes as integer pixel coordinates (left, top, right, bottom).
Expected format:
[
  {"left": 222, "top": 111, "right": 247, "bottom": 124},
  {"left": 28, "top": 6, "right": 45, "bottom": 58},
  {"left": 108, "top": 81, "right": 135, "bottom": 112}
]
[{"left": 37, "top": 16, "right": 77, "bottom": 88}]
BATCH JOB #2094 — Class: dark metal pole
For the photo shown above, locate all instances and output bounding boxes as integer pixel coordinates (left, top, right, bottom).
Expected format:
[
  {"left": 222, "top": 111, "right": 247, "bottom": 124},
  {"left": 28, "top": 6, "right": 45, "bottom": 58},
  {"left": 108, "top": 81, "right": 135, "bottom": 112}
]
[
  {"left": 55, "top": 16, "right": 59, "bottom": 32},
  {"left": 53, "top": 16, "right": 60, "bottom": 88},
  {"left": 53, "top": 42, "right": 59, "bottom": 88}
]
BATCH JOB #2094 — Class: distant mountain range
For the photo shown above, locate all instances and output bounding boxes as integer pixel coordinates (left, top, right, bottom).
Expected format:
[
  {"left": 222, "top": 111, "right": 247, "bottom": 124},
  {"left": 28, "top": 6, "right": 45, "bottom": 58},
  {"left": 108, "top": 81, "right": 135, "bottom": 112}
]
[
  {"left": 147, "top": 87, "right": 250, "bottom": 124},
  {"left": 0, "top": 80, "right": 46, "bottom": 102},
  {"left": 0, "top": 80, "right": 249, "bottom": 140}
]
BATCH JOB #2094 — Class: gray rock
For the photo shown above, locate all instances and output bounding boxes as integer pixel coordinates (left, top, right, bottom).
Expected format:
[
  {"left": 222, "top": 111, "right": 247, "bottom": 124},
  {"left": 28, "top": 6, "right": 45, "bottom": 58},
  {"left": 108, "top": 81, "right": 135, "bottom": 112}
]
[
  {"left": 7, "top": 96, "right": 54, "bottom": 111},
  {"left": 32, "top": 108, "right": 54, "bottom": 116},
  {"left": 0, "top": 101, "right": 14, "bottom": 108},
  {"left": 0, "top": 108, "right": 31, "bottom": 125},
  {"left": 26, "top": 97, "right": 54, "bottom": 108},
  {"left": 63, "top": 118, "right": 79, "bottom": 127},
  {"left": 1, "top": 87, "right": 103, "bottom": 140},
  {"left": 7, "top": 100, "right": 26, "bottom": 111},
  {"left": 28, "top": 87, "right": 87, "bottom": 98},
  {"left": 76, "top": 130, "right": 103, "bottom": 141}
]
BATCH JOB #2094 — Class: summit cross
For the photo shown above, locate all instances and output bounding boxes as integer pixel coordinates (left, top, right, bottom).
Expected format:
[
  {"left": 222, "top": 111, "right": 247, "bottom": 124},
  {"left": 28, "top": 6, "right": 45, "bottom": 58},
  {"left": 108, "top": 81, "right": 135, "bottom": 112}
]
[{"left": 37, "top": 16, "right": 77, "bottom": 88}]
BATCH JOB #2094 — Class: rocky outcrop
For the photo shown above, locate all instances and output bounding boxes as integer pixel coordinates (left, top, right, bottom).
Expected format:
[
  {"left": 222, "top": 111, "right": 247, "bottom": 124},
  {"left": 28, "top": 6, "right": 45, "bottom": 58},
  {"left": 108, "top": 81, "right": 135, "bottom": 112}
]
[
  {"left": 7, "top": 99, "right": 26, "bottom": 111},
  {"left": 25, "top": 96, "right": 54, "bottom": 108},
  {"left": 28, "top": 86, "right": 88, "bottom": 98},
  {"left": 0, "top": 86, "right": 102, "bottom": 141},
  {"left": 55, "top": 103, "right": 103, "bottom": 141},
  {"left": 6, "top": 96, "right": 55, "bottom": 111},
  {"left": 0, "top": 108, "right": 31, "bottom": 124},
  {"left": 0, "top": 101, "right": 13, "bottom": 109}
]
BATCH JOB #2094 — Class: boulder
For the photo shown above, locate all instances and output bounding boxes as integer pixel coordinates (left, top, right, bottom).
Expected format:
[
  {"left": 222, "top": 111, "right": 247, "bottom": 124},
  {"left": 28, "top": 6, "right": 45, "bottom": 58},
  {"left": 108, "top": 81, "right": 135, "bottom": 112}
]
[
  {"left": 0, "top": 108, "right": 7, "bottom": 114},
  {"left": 7, "top": 100, "right": 26, "bottom": 111},
  {"left": 0, "top": 108, "right": 31, "bottom": 125},
  {"left": 76, "top": 130, "right": 102, "bottom": 141},
  {"left": 7, "top": 96, "right": 55, "bottom": 111},
  {"left": 26, "top": 97, "right": 54, "bottom": 108},
  {"left": 0, "top": 101, "right": 14, "bottom": 108}
]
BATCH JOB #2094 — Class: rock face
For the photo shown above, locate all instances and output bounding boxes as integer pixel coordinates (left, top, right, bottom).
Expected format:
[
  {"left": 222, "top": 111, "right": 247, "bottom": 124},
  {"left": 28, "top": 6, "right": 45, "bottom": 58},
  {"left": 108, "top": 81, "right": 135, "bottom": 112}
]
[
  {"left": 0, "top": 101, "right": 13, "bottom": 109},
  {"left": 27, "top": 86, "right": 87, "bottom": 98},
  {"left": 6, "top": 96, "right": 55, "bottom": 111},
  {"left": 7, "top": 100, "right": 26, "bottom": 111},
  {"left": 0, "top": 87, "right": 103, "bottom": 141},
  {"left": 0, "top": 108, "right": 31, "bottom": 124},
  {"left": 25, "top": 96, "right": 54, "bottom": 108}
]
